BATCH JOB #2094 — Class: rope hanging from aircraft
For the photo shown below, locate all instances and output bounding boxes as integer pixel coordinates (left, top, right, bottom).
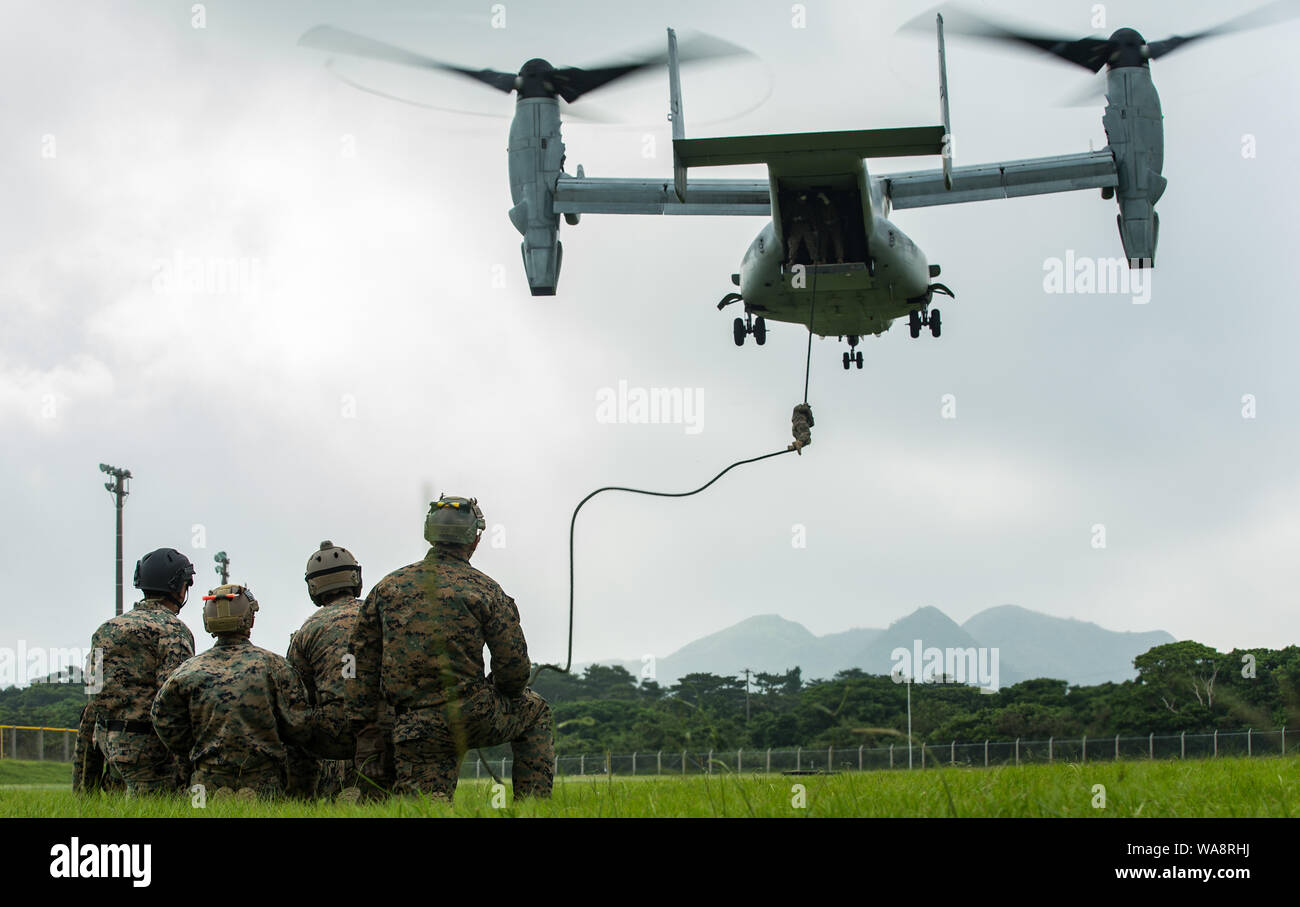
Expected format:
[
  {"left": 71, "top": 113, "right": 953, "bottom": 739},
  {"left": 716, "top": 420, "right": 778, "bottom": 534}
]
[{"left": 529, "top": 277, "right": 821, "bottom": 686}]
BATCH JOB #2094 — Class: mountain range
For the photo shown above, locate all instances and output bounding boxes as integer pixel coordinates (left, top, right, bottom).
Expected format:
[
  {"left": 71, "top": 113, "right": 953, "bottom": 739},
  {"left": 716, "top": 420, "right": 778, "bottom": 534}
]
[{"left": 593, "top": 605, "right": 1174, "bottom": 689}]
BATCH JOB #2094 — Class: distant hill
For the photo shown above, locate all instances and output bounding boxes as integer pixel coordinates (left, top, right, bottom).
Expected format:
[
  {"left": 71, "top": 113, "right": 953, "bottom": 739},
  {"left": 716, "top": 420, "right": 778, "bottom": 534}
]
[
  {"left": 962, "top": 604, "right": 1174, "bottom": 687},
  {"left": 850, "top": 605, "right": 1026, "bottom": 687},
  {"left": 593, "top": 605, "right": 1173, "bottom": 689}
]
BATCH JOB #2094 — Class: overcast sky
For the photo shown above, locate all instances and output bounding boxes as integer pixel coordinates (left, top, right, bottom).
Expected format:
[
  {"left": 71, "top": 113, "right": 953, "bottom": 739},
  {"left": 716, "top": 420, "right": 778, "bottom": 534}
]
[{"left": 3, "top": 0, "right": 1298, "bottom": 687}]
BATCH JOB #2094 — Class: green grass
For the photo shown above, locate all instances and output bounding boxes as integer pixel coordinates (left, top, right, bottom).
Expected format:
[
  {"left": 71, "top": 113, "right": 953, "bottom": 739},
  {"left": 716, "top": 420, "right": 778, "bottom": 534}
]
[
  {"left": 0, "top": 759, "right": 77, "bottom": 787},
  {"left": 2, "top": 756, "right": 1297, "bottom": 817}
]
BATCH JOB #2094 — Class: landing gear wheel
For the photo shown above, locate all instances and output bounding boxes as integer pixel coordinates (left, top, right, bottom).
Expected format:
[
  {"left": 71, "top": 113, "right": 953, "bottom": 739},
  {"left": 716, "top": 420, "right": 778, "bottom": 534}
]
[
  {"left": 855, "top": 350, "right": 863, "bottom": 369},
  {"left": 909, "top": 309, "right": 922, "bottom": 339},
  {"left": 733, "top": 317, "right": 746, "bottom": 347},
  {"left": 842, "top": 352, "right": 851, "bottom": 370},
  {"left": 753, "top": 316, "right": 767, "bottom": 346},
  {"left": 930, "top": 308, "right": 941, "bottom": 338}
]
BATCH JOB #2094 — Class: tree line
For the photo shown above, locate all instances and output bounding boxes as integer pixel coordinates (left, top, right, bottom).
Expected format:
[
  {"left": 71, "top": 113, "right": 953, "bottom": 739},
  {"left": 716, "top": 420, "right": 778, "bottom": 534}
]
[
  {"left": 3, "top": 641, "right": 1296, "bottom": 755},
  {"left": 529, "top": 641, "right": 1300, "bottom": 753}
]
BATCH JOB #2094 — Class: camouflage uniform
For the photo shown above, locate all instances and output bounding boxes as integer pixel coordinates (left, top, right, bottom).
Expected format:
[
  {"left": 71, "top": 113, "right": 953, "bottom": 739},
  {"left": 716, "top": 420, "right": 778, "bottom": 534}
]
[
  {"left": 71, "top": 705, "right": 121, "bottom": 793},
  {"left": 151, "top": 635, "right": 339, "bottom": 796},
  {"left": 286, "top": 595, "right": 393, "bottom": 797},
  {"left": 349, "top": 544, "right": 553, "bottom": 801},
  {"left": 87, "top": 597, "right": 194, "bottom": 794},
  {"left": 789, "top": 403, "right": 814, "bottom": 453}
]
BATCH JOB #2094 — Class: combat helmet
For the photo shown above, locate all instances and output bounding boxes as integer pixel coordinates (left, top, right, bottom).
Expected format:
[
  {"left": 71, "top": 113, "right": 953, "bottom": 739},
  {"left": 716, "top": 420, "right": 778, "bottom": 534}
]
[
  {"left": 133, "top": 548, "right": 196, "bottom": 605},
  {"left": 424, "top": 494, "right": 485, "bottom": 545},
  {"left": 304, "top": 540, "right": 362, "bottom": 605},
  {"left": 202, "top": 584, "right": 259, "bottom": 635}
]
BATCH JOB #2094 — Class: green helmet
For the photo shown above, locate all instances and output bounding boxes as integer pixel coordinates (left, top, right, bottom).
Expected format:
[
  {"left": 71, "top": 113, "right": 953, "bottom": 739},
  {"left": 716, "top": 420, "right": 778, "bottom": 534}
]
[
  {"left": 304, "top": 540, "right": 362, "bottom": 605},
  {"left": 424, "top": 494, "right": 485, "bottom": 545},
  {"left": 202, "top": 584, "right": 259, "bottom": 635}
]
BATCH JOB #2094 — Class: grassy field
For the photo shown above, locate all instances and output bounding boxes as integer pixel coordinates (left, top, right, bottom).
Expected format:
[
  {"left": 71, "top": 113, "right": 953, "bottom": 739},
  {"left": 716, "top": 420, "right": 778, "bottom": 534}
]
[{"left": 2, "top": 756, "right": 1297, "bottom": 817}]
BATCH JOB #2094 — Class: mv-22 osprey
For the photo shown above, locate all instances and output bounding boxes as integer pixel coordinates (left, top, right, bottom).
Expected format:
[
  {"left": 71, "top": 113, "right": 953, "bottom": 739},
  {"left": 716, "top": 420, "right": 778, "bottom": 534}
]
[{"left": 301, "top": 4, "right": 1295, "bottom": 370}]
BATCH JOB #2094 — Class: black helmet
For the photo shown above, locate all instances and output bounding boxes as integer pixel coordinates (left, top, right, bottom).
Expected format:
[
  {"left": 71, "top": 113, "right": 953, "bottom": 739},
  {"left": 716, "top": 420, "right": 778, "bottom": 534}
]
[{"left": 133, "top": 548, "right": 196, "bottom": 603}]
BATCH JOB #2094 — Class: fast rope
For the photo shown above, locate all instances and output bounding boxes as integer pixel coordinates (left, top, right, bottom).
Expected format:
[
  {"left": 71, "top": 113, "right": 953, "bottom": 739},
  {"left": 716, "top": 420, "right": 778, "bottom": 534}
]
[{"left": 529, "top": 270, "right": 821, "bottom": 686}]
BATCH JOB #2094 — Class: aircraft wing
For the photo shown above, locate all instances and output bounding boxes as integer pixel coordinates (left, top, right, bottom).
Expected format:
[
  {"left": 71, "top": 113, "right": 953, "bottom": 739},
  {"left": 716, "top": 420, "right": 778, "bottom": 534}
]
[
  {"left": 882, "top": 149, "right": 1117, "bottom": 210},
  {"left": 553, "top": 176, "right": 771, "bottom": 216}
]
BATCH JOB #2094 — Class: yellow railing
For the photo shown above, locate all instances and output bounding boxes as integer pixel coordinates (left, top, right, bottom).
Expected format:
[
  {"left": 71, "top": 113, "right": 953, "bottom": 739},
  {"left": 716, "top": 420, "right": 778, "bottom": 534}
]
[{"left": 0, "top": 725, "right": 76, "bottom": 761}]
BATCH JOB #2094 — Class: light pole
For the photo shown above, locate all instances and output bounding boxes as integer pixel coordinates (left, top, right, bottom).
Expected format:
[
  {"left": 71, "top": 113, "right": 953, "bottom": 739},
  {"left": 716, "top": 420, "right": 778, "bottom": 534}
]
[
  {"left": 893, "top": 667, "right": 915, "bottom": 770},
  {"left": 99, "top": 464, "right": 131, "bottom": 616},
  {"left": 742, "top": 668, "right": 752, "bottom": 723},
  {"left": 214, "top": 551, "right": 230, "bottom": 585}
]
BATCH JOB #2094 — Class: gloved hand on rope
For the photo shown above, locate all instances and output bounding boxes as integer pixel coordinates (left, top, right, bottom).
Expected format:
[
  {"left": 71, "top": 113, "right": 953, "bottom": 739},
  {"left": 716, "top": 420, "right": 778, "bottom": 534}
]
[{"left": 788, "top": 403, "right": 814, "bottom": 454}]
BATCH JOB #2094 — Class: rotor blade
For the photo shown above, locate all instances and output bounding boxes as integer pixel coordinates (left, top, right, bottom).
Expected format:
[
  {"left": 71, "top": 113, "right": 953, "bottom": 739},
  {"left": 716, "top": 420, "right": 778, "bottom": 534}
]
[
  {"left": 902, "top": 7, "right": 1115, "bottom": 72},
  {"left": 1057, "top": 74, "right": 1109, "bottom": 107},
  {"left": 1147, "top": 0, "right": 1300, "bottom": 59},
  {"left": 553, "top": 32, "right": 751, "bottom": 103},
  {"left": 299, "top": 25, "right": 517, "bottom": 93}
]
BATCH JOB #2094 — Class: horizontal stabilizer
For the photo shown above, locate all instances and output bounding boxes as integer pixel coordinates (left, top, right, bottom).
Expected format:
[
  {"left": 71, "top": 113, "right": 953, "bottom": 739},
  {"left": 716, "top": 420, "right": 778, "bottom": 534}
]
[{"left": 674, "top": 125, "right": 947, "bottom": 170}]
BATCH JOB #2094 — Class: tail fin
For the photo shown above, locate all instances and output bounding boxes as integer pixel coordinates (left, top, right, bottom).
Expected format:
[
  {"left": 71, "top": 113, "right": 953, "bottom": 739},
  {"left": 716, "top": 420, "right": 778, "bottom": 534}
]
[{"left": 937, "top": 13, "right": 953, "bottom": 191}]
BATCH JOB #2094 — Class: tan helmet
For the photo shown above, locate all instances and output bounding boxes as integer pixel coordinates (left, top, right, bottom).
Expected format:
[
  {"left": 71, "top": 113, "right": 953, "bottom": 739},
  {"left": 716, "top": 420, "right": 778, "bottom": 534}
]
[
  {"left": 304, "top": 540, "right": 362, "bottom": 605},
  {"left": 424, "top": 494, "right": 485, "bottom": 546},
  {"left": 202, "top": 584, "right": 259, "bottom": 635}
]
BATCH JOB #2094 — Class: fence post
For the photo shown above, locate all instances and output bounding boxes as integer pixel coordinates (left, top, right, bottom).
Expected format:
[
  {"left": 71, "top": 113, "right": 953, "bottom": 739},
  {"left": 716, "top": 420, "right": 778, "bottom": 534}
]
[
  {"left": 1015, "top": 738, "right": 1020, "bottom": 766},
  {"left": 606, "top": 752, "right": 611, "bottom": 776},
  {"left": 1115, "top": 734, "right": 1119, "bottom": 759},
  {"left": 1149, "top": 732, "right": 1154, "bottom": 760},
  {"left": 1247, "top": 728, "right": 1252, "bottom": 757},
  {"left": 682, "top": 750, "right": 686, "bottom": 774},
  {"left": 858, "top": 745, "right": 863, "bottom": 771},
  {"left": 632, "top": 751, "right": 637, "bottom": 775},
  {"left": 707, "top": 749, "right": 713, "bottom": 774},
  {"left": 1048, "top": 736, "right": 1053, "bottom": 763},
  {"left": 1213, "top": 729, "right": 1218, "bottom": 758},
  {"left": 1180, "top": 731, "right": 1185, "bottom": 760},
  {"left": 950, "top": 740, "right": 955, "bottom": 765},
  {"left": 476, "top": 756, "right": 481, "bottom": 779},
  {"left": 984, "top": 739, "right": 988, "bottom": 768},
  {"left": 36, "top": 729, "right": 44, "bottom": 761},
  {"left": 1082, "top": 734, "right": 1087, "bottom": 764},
  {"left": 657, "top": 750, "right": 662, "bottom": 775},
  {"left": 555, "top": 755, "right": 559, "bottom": 777},
  {"left": 63, "top": 731, "right": 71, "bottom": 762},
  {"left": 920, "top": 742, "right": 926, "bottom": 770},
  {"left": 1283, "top": 726, "right": 1287, "bottom": 756},
  {"left": 889, "top": 743, "right": 894, "bottom": 769},
  {"left": 828, "top": 744, "right": 833, "bottom": 771},
  {"left": 766, "top": 748, "right": 771, "bottom": 774},
  {"left": 738, "top": 748, "right": 743, "bottom": 773},
  {"left": 580, "top": 754, "right": 585, "bottom": 776},
  {"left": 796, "top": 746, "right": 801, "bottom": 771}
]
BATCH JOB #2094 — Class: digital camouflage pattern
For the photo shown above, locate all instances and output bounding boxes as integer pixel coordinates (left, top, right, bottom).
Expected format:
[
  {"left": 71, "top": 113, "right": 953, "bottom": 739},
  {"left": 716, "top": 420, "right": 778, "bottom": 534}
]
[
  {"left": 288, "top": 595, "right": 361, "bottom": 746},
  {"left": 349, "top": 544, "right": 553, "bottom": 800},
  {"left": 88, "top": 597, "right": 195, "bottom": 793},
  {"left": 152, "top": 635, "right": 341, "bottom": 795},
  {"left": 393, "top": 688, "right": 553, "bottom": 799},
  {"left": 71, "top": 705, "right": 122, "bottom": 793},
  {"left": 790, "top": 403, "right": 814, "bottom": 453},
  {"left": 89, "top": 598, "right": 195, "bottom": 722},
  {"left": 286, "top": 594, "right": 391, "bottom": 797}
]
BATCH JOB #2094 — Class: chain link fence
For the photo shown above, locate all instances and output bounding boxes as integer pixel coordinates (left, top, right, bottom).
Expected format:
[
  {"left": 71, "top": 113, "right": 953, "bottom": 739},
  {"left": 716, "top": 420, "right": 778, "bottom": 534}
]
[
  {"left": 457, "top": 728, "right": 1293, "bottom": 780},
  {"left": 5, "top": 725, "right": 1290, "bottom": 776}
]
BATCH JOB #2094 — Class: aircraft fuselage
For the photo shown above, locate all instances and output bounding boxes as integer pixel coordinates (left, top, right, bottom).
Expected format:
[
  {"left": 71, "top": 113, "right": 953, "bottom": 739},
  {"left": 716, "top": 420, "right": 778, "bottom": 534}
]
[{"left": 736, "top": 157, "right": 936, "bottom": 340}]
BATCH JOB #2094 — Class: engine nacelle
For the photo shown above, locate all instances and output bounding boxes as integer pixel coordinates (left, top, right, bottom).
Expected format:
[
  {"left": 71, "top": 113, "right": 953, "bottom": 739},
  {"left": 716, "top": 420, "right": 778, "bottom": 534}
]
[
  {"left": 1102, "top": 65, "right": 1166, "bottom": 267},
  {"left": 508, "top": 97, "right": 567, "bottom": 295}
]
